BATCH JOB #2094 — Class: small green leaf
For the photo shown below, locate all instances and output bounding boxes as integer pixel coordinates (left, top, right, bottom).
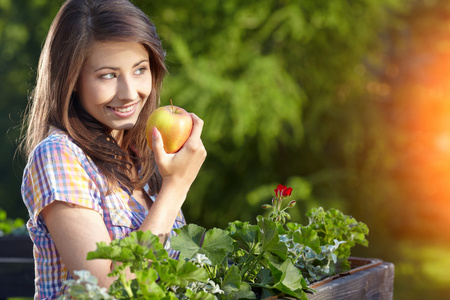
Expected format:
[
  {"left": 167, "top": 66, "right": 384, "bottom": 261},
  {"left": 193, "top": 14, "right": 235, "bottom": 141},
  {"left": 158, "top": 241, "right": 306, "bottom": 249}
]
[
  {"left": 87, "top": 242, "right": 124, "bottom": 261},
  {"left": 172, "top": 224, "right": 207, "bottom": 259},
  {"left": 256, "top": 268, "right": 274, "bottom": 286},
  {"left": 187, "top": 291, "right": 217, "bottom": 300},
  {"left": 267, "top": 253, "right": 307, "bottom": 299},
  {"left": 257, "top": 217, "right": 288, "bottom": 260},
  {"left": 222, "top": 265, "right": 241, "bottom": 292},
  {"left": 173, "top": 259, "right": 209, "bottom": 286},
  {"left": 136, "top": 268, "right": 167, "bottom": 298},
  {"left": 172, "top": 224, "right": 234, "bottom": 265},
  {"left": 292, "top": 227, "right": 321, "bottom": 254},
  {"left": 227, "top": 220, "right": 261, "bottom": 253},
  {"left": 220, "top": 265, "right": 256, "bottom": 299}
]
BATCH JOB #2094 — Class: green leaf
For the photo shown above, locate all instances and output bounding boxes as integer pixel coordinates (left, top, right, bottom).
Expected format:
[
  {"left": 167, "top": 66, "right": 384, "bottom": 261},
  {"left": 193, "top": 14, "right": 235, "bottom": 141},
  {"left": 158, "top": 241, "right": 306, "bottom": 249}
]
[
  {"left": 87, "top": 242, "right": 125, "bottom": 261},
  {"left": 257, "top": 217, "right": 288, "bottom": 260},
  {"left": 172, "top": 259, "right": 210, "bottom": 286},
  {"left": 221, "top": 265, "right": 256, "bottom": 299},
  {"left": 87, "top": 231, "right": 169, "bottom": 266},
  {"left": 154, "top": 262, "right": 181, "bottom": 287},
  {"left": 186, "top": 291, "right": 217, "bottom": 300},
  {"left": 136, "top": 269, "right": 167, "bottom": 298},
  {"left": 286, "top": 222, "right": 302, "bottom": 232},
  {"left": 255, "top": 268, "right": 274, "bottom": 286},
  {"left": 260, "top": 287, "right": 279, "bottom": 300},
  {"left": 267, "top": 253, "right": 307, "bottom": 299},
  {"left": 172, "top": 223, "right": 206, "bottom": 258},
  {"left": 172, "top": 224, "right": 234, "bottom": 265},
  {"left": 292, "top": 227, "right": 321, "bottom": 254},
  {"left": 222, "top": 265, "right": 241, "bottom": 293},
  {"left": 227, "top": 220, "right": 261, "bottom": 253},
  {"left": 306, "top": 207, "right": 369, "bottom": 259}
]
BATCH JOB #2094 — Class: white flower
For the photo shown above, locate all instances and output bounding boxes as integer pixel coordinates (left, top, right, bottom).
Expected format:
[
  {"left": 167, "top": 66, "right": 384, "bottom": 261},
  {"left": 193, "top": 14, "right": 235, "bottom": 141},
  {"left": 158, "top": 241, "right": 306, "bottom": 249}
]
[
  {"left": 206, "top": 279, "right": 224, "bottom": 295},
  {"left": 189, "top": 253, "right": 212, "bottom": 267}
]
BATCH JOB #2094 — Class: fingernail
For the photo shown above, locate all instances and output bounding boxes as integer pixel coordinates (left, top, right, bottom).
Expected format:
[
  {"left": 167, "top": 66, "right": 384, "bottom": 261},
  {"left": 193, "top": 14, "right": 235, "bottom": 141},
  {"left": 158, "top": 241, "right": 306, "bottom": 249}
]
[{"left": 152, "top": 127, "right": 159, "bottom": 139}]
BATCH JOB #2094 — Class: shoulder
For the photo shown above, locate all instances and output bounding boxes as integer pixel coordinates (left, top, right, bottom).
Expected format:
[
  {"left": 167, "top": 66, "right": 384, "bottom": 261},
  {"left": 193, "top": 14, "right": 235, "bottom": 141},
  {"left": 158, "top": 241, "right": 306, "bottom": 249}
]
[
  {"left": 28, "top": 127, "right": 88, "bottom": 166},
  {"left": 23, "top": 127, "right": 102, "bottom": 183},
  {"left": 33, "top": 127, "right": 81, "bottom": 156}
]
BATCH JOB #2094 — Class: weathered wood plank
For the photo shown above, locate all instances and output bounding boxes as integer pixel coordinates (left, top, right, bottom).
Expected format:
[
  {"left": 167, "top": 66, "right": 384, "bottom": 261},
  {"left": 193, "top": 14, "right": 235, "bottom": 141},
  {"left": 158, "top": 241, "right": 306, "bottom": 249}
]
[{"left": 307, "top": 262, "right": 395, "bottom": 300}]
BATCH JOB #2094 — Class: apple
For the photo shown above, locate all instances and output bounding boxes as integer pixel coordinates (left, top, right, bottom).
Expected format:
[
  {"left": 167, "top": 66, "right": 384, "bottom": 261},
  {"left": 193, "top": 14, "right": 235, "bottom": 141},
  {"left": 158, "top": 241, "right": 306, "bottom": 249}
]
[{"left": 146, "top": 100, "right": 193, "bottom": 153}]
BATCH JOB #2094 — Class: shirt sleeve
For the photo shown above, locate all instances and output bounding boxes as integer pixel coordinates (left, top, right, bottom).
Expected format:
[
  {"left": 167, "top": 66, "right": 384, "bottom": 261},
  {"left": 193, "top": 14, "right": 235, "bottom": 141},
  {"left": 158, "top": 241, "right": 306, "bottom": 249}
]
[{"left": 22, "top": 137, "right": 103, "bottom": 224}]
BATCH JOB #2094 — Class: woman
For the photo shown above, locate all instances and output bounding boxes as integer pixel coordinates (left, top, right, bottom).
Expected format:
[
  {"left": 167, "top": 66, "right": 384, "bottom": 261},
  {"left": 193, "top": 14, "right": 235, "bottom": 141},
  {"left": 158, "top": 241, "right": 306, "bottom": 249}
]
[{"left": 20, "top": 0, "right": 207, "bottom": 298}]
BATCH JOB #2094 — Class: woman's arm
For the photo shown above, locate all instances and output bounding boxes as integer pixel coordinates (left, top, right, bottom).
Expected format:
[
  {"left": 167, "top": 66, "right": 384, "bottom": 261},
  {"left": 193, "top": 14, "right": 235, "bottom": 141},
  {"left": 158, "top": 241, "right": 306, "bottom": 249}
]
[
  {"left": 41, "top": 201, "right": 120, "bottom": 287},
  {"left": 140, "top": 113, "right": 207, "bottom": 243}
]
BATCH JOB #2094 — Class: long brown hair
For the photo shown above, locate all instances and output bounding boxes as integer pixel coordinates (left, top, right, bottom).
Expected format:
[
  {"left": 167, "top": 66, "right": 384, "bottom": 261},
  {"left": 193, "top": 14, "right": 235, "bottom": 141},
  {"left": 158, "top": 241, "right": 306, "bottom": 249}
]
[{"left": 21, "top": 0, "right": 166, "bottom": 194}]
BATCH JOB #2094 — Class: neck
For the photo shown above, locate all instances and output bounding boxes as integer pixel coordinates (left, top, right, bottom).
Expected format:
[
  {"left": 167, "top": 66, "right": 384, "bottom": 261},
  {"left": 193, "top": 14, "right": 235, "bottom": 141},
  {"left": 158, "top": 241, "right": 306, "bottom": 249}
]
[{"left": 111, "top": 129, "right": 124, "bottom": 146}]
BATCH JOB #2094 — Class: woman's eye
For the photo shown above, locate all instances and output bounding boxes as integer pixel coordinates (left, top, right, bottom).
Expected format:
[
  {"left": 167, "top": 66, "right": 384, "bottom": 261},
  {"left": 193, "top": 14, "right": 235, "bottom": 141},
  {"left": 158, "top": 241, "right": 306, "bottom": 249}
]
[
  {"left": 135, "top": 67, "right": 147, "bottom": 75},
  {"left": 101, "top": 73, "right": 116, "bottom": 79}
]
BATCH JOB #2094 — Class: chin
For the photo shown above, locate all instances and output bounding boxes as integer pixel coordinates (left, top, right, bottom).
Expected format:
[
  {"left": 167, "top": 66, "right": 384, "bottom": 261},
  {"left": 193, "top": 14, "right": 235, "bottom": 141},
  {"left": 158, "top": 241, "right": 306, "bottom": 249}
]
[{"left": 111, "top": 122, "right": 137, "bottom": 131}]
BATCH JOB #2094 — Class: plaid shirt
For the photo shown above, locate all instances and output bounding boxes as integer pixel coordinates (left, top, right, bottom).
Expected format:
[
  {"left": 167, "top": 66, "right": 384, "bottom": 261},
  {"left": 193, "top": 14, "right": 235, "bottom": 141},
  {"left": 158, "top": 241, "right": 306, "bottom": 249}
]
[{"left": 21, "top": 127, "right": 185, "bottom": 299}]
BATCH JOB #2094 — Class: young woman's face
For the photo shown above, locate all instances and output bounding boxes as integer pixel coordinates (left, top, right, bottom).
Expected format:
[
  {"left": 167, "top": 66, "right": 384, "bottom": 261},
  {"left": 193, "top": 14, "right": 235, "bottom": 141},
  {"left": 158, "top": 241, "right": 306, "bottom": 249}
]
[{"left": 77, "top": 41, "right": 152, "bottom": 138}]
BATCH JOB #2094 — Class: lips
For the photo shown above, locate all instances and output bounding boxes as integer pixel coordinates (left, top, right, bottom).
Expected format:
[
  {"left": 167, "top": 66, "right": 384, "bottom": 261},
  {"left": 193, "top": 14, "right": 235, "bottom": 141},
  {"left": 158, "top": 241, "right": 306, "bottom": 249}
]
[
  {"left": 108, "top": 103, "right": 138, "bottom": 117},
  {"left": 110, "top": 105, "right": 135, "bottom": 113}
]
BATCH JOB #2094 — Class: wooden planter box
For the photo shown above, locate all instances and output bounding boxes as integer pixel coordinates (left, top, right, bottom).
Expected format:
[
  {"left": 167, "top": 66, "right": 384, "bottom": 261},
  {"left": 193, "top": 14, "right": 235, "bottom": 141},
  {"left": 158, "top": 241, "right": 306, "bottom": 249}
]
[
  {"left": 306, "top": 257, "right": 394, "bottom": 300},
  {"left": 279, "top": 257, "right": 394, "bottom": 300},
  {"left": 0, "top": 235, "right": 35, "bottom": 299},
  {"left": 0, "top": 237, "right": 394, "bottom": 300}
]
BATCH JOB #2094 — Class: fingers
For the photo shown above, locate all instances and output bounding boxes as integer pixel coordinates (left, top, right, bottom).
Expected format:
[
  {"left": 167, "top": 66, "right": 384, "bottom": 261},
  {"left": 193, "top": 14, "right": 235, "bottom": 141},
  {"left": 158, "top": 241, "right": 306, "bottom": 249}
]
[
  {"left": 151, "top": 112, "right": 206, "bottom": 187},
  {"left": 188, "top": 113, "right": 204, "bottom": 141},
  {"left": 182, "top": 113, "right": 206, "bottom": 153},
  {"left": 151, "top": 127, "right": 168, "bottom": 161}
]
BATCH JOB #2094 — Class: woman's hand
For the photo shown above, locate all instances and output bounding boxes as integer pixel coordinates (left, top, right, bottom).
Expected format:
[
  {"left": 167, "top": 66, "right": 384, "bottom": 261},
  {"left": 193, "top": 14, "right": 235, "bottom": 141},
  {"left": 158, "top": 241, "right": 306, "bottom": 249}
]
[
  {"left": 151, "top": 113, "right": 207, "bottom": 195},
  {"left": 142, "top": 113, "right": 206, "bottom": 241}
]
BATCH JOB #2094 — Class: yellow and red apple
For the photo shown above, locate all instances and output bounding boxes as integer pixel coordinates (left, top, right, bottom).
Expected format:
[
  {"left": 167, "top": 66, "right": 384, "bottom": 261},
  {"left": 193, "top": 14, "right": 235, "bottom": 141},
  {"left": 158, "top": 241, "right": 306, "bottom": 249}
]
[{"left": 146, "top": 101, "right": 193, "bottom": 153}]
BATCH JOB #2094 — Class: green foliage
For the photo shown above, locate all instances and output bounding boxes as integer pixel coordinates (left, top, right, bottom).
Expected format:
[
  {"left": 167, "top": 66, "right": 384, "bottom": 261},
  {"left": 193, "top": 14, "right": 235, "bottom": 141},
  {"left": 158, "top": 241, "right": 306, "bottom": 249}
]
[
  {"left": 61, "top": 230, "right": 218, "bottom": 299},
  {"left": 59, "top": 270, "right": 114, "bottom": 300},
  {"left": 2, "top": 0, "right": 407, "bottom": 238},
  {"left": 305, "top": 207, "right": 369, "bottom": 260},
  {"left": 129, "top": 0, "right": 409, "bottom": 231},
  {"left": 170, "top": 189, "right": 368, "bottom": 299},
  {"left": 0, "top": 207, "right": 26, "bottom": 236},
  {"left": 171, "top": 225, "right": 234, "bottom": 266},
  {"left": 0, "top": 0, "right": 62, "bottom": 218},
  {"left": 59, "top": 187, "right": 368, "bottom": 299}
]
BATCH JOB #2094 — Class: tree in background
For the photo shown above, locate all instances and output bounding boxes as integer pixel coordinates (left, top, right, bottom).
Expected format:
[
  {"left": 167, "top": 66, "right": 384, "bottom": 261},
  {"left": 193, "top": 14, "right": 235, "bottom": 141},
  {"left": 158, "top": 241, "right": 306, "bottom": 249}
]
[
  {"left": 1, "top": 0, "right": 407, "bottom": 236},
  {"left": 134, "top": 0, "right": 406, "bottom": 232},
  {"left": 0, "top": 0, "right": 61, "bottom": 216}
]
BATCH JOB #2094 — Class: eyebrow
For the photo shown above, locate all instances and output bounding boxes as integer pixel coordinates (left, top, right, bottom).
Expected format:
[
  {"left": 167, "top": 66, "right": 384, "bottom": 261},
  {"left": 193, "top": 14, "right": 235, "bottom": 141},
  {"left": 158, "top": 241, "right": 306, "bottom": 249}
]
[{"left": 94, "top": 59, "right": 149, "bottom": 72}]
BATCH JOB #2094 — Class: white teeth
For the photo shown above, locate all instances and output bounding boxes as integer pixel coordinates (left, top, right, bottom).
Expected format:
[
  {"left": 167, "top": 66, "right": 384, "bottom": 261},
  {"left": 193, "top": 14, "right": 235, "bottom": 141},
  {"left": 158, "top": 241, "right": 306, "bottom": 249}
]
[{"left": 111, "top": 105, "right": 134, "bottom": 113}]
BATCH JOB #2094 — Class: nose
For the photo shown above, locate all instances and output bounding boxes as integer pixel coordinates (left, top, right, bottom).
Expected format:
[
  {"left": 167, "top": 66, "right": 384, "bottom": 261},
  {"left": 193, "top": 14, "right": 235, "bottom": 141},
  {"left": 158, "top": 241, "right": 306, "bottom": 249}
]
[{"left": 117, "top": 75, "right": 138, "bottom": 101}]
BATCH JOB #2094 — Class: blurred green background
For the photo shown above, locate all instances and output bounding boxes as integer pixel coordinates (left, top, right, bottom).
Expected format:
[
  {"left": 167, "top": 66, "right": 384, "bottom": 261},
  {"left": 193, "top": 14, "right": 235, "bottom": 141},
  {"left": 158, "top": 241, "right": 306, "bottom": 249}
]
[{"left": 2, "top": 0, "right": 450, "bottom": 299}]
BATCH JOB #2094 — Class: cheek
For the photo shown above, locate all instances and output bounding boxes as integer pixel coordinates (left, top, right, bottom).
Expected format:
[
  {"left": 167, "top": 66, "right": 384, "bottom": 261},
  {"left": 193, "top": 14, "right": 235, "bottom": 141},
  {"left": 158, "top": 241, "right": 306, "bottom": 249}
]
[
  {"left": 141, "top": 76, "right": 153, "bottom": 97},
  {"left": 142, "top": 72, "right": 153, "bottom": 95},
  {"left": 80, "top": 81, "right": 114, "bottom": 106}
]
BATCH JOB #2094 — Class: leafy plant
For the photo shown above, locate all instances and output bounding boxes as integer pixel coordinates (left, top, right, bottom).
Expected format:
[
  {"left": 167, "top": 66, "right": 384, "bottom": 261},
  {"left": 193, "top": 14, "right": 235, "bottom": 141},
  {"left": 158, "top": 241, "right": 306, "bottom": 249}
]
[
  {"left": 59, "top": 270, "right": 114, "bottom": 300},
  {"left": 172, "top": 185, "right": 368, "bottom": 298},
  {"left": 60, "top": 185, "right": 368, "bottom": 299},
  {"left": 0, "top": 208, "right": 26, "bottom": 236},
  {"left": 305, "top": 207, "right": 369, "bottom": 263},
  {"left": 62, "top": 230, "right": 218, "bottom": 300}
]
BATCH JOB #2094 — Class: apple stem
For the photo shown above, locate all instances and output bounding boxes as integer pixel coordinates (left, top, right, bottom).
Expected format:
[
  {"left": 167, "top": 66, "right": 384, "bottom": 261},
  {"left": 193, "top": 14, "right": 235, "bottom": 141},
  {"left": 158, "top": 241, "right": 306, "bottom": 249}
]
[{"left": 170, "top": 99, "right": 174, "bottom": 112}]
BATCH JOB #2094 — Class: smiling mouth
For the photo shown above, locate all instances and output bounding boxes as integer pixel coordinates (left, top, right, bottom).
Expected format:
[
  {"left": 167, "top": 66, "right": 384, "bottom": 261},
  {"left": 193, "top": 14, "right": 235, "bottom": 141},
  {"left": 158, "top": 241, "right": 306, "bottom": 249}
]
[{"left": 109, "top": 105, "right": 136, "bottom": 113}]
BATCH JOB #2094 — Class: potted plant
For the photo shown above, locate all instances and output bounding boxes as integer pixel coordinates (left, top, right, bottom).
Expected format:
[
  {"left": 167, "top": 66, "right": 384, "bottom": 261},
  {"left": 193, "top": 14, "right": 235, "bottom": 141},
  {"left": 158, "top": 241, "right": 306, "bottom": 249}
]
[
  {"left": 59, "top": 184, "right": 394, "bottom": 299},
  {"left": 0, "top": 208, "right": 35, "bottom": 298}
]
